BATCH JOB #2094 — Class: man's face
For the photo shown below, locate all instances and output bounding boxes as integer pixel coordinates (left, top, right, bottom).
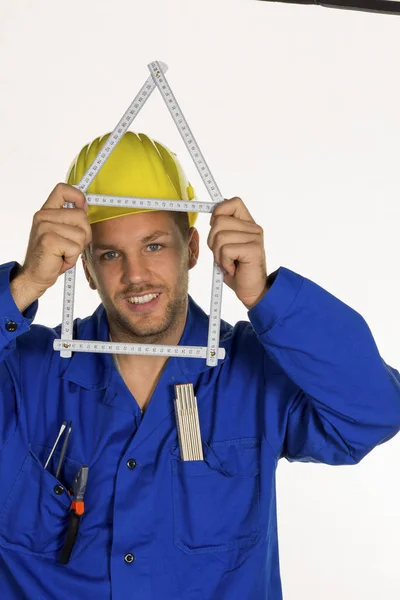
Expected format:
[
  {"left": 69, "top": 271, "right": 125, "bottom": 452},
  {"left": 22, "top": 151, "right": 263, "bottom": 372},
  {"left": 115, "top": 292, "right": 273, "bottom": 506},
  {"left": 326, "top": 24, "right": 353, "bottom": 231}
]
[{"left": 83, "top": 211, "right": 199, "bottom": 344}]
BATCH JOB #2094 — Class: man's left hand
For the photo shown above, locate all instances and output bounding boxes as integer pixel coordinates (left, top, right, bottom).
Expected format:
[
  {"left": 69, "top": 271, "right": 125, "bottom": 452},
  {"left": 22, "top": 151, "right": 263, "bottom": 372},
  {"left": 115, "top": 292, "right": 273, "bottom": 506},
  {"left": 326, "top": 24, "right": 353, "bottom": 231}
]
[{"left": 207, "top": 197, "right": 268, "bottom": 310}]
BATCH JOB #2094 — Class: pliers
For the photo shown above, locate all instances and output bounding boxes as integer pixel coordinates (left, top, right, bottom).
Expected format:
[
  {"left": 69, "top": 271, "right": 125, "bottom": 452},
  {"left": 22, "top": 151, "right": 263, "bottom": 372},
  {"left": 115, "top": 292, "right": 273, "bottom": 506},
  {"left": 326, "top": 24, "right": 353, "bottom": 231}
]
[{"left": 60, "top": 465, "right": 89, "bottom": 565}]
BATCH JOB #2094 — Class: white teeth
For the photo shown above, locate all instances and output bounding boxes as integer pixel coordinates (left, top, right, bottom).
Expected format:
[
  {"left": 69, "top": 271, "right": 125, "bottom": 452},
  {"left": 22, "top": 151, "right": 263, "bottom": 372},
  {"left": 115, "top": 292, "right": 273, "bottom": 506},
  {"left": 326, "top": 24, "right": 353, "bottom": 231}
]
[{"left": 127, "top": 293, "right": 159, "bottom": 305}]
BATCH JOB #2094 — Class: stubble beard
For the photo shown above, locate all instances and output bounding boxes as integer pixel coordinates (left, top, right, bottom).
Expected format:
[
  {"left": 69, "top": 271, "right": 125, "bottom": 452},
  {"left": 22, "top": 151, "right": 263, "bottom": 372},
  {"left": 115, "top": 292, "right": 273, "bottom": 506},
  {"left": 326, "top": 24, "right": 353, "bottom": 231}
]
[{"left": 102, "top": 271, "right": 189, "bottom": 345}]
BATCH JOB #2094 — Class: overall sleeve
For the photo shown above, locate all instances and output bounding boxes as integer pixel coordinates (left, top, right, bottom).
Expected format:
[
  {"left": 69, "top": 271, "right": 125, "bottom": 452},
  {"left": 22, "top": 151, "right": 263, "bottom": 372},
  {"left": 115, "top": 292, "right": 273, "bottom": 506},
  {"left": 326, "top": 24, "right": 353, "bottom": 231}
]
[
  {"left": 0, "top": 261, "right": 38, "bottom": 445},
  {"left": 0, "top": 262, "right": 38, "bottom": 359},
  {"left": 249, "top": 267, "right": 400, "bottom": 465}
]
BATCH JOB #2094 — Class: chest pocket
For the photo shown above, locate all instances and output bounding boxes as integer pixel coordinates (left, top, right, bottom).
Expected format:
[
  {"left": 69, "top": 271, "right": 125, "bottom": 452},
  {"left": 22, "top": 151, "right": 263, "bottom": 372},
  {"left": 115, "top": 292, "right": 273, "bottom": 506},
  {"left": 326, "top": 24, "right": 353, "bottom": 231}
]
[
  {"left": 171, "top": 437, "right": 262, "bottom": 555},
  {"left": 0, "top": 447, "right": 81, "bottom": 558}
]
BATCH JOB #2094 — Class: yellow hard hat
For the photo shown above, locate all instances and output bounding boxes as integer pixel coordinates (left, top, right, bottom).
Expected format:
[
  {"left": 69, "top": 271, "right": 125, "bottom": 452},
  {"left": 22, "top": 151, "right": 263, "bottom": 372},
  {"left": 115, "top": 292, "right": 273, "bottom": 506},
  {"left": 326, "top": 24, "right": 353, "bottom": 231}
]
[{"left": 66, "top": 131, "right": 197, "bottom": 227}]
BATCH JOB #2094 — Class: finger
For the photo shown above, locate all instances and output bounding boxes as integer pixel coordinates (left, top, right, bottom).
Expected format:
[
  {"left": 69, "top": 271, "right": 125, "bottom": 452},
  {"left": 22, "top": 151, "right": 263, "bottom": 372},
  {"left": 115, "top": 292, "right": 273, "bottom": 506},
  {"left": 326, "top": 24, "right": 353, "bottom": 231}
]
[
  {"left": 208, "top": 230, "right": 261, "bottom": 272},
  {"left": 60, "top": 240, "right": 85, "bottom": 271},
  {"left": 41, "top": 183, "right": 87, "bottom": 212},
  {"left": 217, "top": 241, "right": 261, "bottom": 277},
  {"left": 207, "top": 215, "right": 262, "bottom": 249},
  {"left": 210, "top": 197, "right": 256, "bottom": 224},
  {"left": 40, "top": 232, "right": 83, "bottom": 272},
  {"left": 37, "top": 221, "right": 90, "bottom": 251},
  {"left": 33, "top": 208, "right": 92, "bottom": 244},
  {"left": 58, "top": 239, "right": 85, "bottom": 272}
]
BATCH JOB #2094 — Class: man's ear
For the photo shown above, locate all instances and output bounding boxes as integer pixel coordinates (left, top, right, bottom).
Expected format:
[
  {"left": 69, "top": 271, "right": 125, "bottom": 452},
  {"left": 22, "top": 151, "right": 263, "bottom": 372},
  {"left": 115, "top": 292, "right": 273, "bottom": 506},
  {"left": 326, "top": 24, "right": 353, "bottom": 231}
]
[
  {"left": 81, "top": 255, "right": 97, "bottom": 290},
  {"left": 187, "top": 227, "right": 199, "bottom": 270}
]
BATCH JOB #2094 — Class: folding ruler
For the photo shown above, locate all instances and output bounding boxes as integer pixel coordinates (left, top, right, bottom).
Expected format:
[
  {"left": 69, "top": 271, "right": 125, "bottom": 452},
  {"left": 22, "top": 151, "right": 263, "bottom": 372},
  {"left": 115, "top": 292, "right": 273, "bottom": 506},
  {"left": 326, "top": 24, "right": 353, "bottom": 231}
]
[{"left": 54, "top": 61, "right": 225, "bottom": 367}]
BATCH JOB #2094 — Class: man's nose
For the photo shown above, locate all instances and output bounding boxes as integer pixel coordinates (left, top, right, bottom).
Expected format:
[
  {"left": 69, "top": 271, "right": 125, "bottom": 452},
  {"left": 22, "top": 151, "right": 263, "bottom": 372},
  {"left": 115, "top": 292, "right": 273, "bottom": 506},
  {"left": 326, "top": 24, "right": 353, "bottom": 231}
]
[{"left": 121, "top": 254, "right": 151, "bottom": 285}]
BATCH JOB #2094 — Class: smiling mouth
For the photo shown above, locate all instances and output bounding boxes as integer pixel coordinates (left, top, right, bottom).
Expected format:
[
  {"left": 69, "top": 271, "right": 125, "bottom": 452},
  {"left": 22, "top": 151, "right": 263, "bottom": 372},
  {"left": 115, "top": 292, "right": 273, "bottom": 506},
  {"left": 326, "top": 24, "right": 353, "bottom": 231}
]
[{"left": 126, "top": 293, "right": 161, "bottom": 305}]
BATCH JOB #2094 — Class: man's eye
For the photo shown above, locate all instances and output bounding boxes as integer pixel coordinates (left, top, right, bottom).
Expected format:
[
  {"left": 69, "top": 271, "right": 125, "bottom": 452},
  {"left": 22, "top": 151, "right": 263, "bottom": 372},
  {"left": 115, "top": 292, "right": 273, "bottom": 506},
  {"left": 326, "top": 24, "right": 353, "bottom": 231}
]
[
  {"left": 101, "top": 251, "right": 118, "bottom": 261},
  {"left": 147, "top": 243, "right": 162, "bottom": 252}
]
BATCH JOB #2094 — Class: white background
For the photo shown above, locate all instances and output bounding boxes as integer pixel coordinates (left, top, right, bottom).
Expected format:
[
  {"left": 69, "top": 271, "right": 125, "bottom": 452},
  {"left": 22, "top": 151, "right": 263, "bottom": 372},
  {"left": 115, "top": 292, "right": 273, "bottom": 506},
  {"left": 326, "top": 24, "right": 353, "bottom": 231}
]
[{"left": 1, "top": 1, "right": 399, "bottom": 597}]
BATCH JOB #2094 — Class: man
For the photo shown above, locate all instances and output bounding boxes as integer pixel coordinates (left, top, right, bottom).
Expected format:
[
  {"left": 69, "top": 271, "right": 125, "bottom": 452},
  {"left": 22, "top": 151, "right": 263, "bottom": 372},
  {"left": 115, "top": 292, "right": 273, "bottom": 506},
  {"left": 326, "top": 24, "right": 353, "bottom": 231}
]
[{"left": 0, "top": 131, "right": 399, "bottom": 600}]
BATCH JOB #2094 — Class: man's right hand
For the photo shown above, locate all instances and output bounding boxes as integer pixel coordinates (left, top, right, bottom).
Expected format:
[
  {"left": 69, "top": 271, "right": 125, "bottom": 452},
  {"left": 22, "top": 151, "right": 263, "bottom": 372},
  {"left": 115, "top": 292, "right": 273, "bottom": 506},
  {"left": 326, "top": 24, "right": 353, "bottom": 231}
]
[{"left": 10, "top": 183, "right": 92, "bottom": 313}]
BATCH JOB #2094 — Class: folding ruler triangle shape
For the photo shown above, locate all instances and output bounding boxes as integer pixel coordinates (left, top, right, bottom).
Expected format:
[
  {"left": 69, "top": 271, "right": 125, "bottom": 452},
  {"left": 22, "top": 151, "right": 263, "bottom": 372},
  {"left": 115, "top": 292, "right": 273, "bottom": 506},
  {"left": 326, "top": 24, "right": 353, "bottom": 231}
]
[{"left": 55, "top": 60, "right": 225, "bottom": 367}]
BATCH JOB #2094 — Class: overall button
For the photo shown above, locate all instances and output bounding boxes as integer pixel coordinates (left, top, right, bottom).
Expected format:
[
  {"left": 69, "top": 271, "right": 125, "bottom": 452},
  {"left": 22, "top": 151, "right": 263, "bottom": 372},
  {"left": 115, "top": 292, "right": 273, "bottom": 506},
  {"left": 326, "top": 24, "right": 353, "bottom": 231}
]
[
  {"left": 54, "top": 485, "right": 65, "bottom": 495},
  {"left": 126, "top": 458, "right": 137, "bottom": 470},
  {"left": 124, "top": 553, "right": 135, "bottom": 564},
  {"left": 5, "top": 321, "right": 17, "bottom": 332}
]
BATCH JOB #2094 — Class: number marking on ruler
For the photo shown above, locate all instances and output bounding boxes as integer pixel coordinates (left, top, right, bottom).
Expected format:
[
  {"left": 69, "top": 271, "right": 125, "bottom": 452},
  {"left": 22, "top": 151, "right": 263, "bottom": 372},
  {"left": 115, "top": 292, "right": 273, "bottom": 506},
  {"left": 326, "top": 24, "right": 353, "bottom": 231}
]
[{"left": 148, "top": 60, "right": 224, "bottom": 366}]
